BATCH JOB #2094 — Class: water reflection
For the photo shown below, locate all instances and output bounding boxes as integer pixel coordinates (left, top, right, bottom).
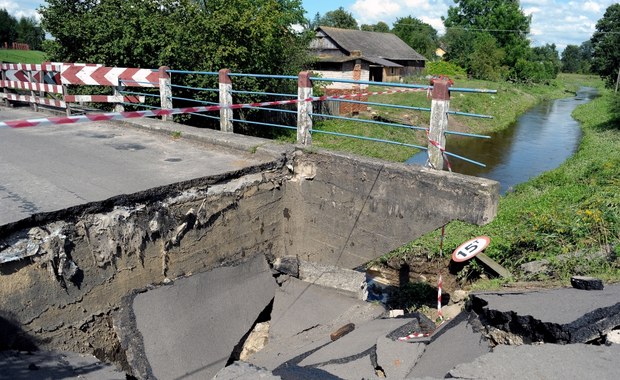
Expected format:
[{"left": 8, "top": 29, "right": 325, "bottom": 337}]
[{"left": 407, "top": 87, "right": 598, "bottom": 193}]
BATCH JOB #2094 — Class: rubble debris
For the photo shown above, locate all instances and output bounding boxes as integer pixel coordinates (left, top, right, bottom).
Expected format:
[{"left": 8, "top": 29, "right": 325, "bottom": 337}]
[
  {"left": 330, "top": 323, "right": 355, "bottom": 341},
  {"left": 273, "top": 256, "right": 299, "bottom": 278},
  {"left": 571, "top": 276, "right": 604, "bottom": 290},
  {"left": 116, "top": 253, "right": 277, "bottom": 380},
  {"left": 240, "top": 322, "right": 271, "bottom": 361},
  {"left": 606, "top": 329, "right": 620, "bottom": 345}
]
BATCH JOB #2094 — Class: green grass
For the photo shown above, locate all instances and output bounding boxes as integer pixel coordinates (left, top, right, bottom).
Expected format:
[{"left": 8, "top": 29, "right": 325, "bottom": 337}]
[
  {"left": 0, "top": 49, "right": 47, "bottom": 64},
  {"left": 384, "top": 88, "right": 620, "bottom": 285},
  {"left": 303, "top": 74, "right": 603, "bottom": 162}
]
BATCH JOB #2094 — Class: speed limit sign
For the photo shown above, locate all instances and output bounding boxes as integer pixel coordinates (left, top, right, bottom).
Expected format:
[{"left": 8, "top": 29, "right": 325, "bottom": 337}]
[{"left": 452, "top": 236, "right": 490, "bottom": 263}]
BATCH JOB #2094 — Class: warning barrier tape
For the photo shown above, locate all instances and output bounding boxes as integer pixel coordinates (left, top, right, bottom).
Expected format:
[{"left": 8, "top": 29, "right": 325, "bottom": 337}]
[{"left": 0, "top": 87, "right": 426, "bottom": 129}]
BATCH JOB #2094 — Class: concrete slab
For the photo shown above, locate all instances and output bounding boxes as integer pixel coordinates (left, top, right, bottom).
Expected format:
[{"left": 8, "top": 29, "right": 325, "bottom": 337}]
[
  {"left": 449, "top": 343, "right": 620, "bottom": 380},
  {"left": 249, "top": 277, "right": 384, "bottom": 371},
  {"left": 213, "top": 361, "right": 281, "bottom": 379},
  {"left": 299, "top": 318, "right": 416, "bottom": 366},
  {"left": 0, "top": 350, "right": 125, "bottom": 379},
  {"left": 0, "top": 106, "right": 277, "bottom": 226},
  {"left": 315, "top": 353, "right": 379, "bottom": 380},
  {"left": 376, "top": 337, "right": 425, "bottom": 379},
  {"left": 470, "top": 283, "right": 620, "bottom": 343},
  {"left": 125, "top": 253, "right": 277, "bottom": 380},
  {"left": 406, "top": 313, "right": 490, "bottom": 379}
]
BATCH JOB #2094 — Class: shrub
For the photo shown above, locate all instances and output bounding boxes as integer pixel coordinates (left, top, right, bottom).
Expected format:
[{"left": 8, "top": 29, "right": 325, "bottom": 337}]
[{"left": 424, "top": 61, "right": 467, "bottom": 79}]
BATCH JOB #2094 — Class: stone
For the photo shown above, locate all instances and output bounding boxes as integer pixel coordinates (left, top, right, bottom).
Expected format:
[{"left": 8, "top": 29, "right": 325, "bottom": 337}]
[
  {"left": 388, "top": 309, "right": 405, "bottom": 318},
  {"left": 273, "top": 256, "right": 299, "bottom": 278},
  {"left": 442, "top": 303, "right": 463, "bottom": 321},
  {"left": 519, "top": 259, "right": 550, "bottom": 276},
  {"left": 240, "top": 322, "right": 271, "bottom": 361},
  {"left": 606, "top": 330, "right": 620, "bottom": 345},
  {"left": 571, "top": 276, "right": 604, "bottom": 290},
  {"left": 451, "top": 290, "right": 469, "bottom": 304}
]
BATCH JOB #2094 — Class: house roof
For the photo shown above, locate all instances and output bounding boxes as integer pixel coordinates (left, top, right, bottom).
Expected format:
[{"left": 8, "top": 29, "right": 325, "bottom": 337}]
[
  {"left": 317, "top": 26, "right": 427, "bottom": 61},
  {"left": 316, "top": 55, "right": 403, "bottom": 68}
]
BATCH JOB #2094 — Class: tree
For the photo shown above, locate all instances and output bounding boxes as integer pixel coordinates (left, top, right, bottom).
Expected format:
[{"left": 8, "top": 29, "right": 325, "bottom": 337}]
[
  {"left": 16, "top": 17, "right": 45, "bottom": 51},
  {"left": 468, "top": 34, "right": 506, "bottom": 80},
  {"left": 561, "top": 45, "right": 582, "bottom": 73},
  {"left": 443, "top": 0, "right": 531, "bottom": 67},
  {"left": 531, "top": 43, "right": 561, "bottom": 77},
  {"left": 392, "top": 16, "right": 437, "bottom": 60},
  {"left": 0, "top": 9, "right": 18, "bottom": 46},
  {"left": 578, "top": 40, "right": 593, "bottom": 73},
  {"left": 319, "top": 7, "right": 358, "bottom": 29},
  {"left": 591, "top": 3, "right": 620, "bottom": 88},
  {"left": 360, "top": 22, "right": 390, "bottom": 33}
]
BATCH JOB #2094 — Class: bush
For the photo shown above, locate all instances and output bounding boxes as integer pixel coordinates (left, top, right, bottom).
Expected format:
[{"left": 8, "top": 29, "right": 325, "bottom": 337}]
[
  {"left": 610, "top": 93, "right": 620, "bottom": 124},
  {"left": 424, "top": 61, "right": 467, "bottom": 79}
]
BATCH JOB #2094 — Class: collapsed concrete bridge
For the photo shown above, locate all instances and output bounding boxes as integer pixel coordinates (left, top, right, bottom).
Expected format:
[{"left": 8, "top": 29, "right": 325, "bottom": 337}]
[{"left": 0, "top": 111, "right": 499, "bottom": 378}]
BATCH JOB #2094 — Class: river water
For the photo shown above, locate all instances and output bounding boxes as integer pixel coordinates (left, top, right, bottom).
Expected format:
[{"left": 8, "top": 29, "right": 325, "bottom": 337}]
[{"left": 406, "top": 87, "right": 598, "bottom": 193}]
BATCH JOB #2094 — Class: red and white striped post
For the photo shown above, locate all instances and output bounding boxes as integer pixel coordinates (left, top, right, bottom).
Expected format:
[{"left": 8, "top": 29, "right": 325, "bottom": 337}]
[
  {"left": 159, "top": 66, "right": 172, "bottom": 121},
  {"left": 437, "top": 274, "right": 444, "bottom": 322},
  {"left": 428, "top": 78, "right": 451, "bottom": 170},
  {"left": 297, "top": 71, "right": 312, "bottom": 145},
  {"left": 219, "top": 69, "right": 233, "bottom": 132}
]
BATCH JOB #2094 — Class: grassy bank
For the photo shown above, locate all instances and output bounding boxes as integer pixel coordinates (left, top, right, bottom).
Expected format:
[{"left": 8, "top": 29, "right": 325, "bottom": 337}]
[
  {"left": 310, "top": 74, "right": 603, "bottom": 162},
  {"left": 0, "top": 49, "right": 47, "bottom": 64},
  {"left": 383, "top": 87, "right": 620, "bottom": 287}
]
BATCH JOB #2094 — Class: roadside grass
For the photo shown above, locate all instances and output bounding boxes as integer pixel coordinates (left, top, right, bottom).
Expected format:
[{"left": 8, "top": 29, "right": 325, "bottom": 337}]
[
  {"left": 383, "top": 88, "right": 620, "bottom": 287},
  {"left": 307, "top": 74, "right": 602, "bottom": 162},
  {"left": 0, "top": 49, "right": 47, "bottom": 64}
]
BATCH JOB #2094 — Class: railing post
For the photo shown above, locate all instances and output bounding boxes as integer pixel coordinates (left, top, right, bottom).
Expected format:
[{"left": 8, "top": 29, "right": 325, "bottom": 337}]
[
  {"left": 159, "top": 66, "right": 172, "bottom": 121},
  {"left": 219, "top": 68, "right": 233, "bottom": 132},
  {"left": 297, "top": 71, "right": 313, "bottom": 145},
  {"left": 1, "top": 61, "right": 8, "bottom": 107},
  {"left": 427, "top": 78, "right": 451, "bottom": 170}
]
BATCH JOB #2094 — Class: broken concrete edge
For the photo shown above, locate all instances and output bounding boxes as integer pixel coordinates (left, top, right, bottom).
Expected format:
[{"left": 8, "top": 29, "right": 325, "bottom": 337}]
[
  {"left": 0, "top": 158, "right": 285, "bottom": 242},
  {"left": 468, "top": 291, "right": 620, "bottom": 344}
]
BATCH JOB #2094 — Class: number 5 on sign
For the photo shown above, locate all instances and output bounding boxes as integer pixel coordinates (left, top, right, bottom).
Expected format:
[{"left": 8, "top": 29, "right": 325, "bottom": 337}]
[{"left": 452, "top": 236, "right": 491, "bottom": 263}]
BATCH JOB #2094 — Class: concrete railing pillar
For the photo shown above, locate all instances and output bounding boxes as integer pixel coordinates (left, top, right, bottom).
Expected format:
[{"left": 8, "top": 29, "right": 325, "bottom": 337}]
[
  {"left": 159, "top": 66, "right": 172, "bottom": 121},
  {"left": 219, "top": 69, "right": 233, "bottom": 133},
  {"left": 428, "top": 79, "right": 451, "bottom": 170},
  {"left": 297, "top": 71, "right": 313, "bottom": 145}
]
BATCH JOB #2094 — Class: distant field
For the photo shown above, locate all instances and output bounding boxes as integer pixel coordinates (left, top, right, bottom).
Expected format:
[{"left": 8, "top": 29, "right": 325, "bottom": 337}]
[{"left": 0, "top": 49, "right": 47, "bottom": 64}]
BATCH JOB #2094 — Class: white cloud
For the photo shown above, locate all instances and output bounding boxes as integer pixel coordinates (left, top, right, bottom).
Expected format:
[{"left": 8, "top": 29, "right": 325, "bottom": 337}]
[
  {"left": 0, "top": 0, "right": 41, "bottom": 21},
  {"left": 582, "top": 1, "right": 603, "bottom": 13},
  {"left": 351, "top": 0, "right": 402, "bottom": 25}
]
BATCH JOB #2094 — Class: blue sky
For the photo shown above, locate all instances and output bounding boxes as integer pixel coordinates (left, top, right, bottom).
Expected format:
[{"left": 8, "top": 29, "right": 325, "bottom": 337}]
[{"left": 3, "top": 0, "right": 617, "bottom": 50}]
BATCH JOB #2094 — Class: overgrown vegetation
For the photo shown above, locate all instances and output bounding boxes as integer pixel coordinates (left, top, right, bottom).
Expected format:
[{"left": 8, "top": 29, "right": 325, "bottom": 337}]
[{"left": 386, "top": 86, "right": 620, "bottom": 286}]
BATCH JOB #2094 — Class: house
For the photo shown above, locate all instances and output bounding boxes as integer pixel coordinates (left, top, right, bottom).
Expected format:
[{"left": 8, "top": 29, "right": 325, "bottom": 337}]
[{"left": 309, "top": 26, "right": 427, "bottom": 84}]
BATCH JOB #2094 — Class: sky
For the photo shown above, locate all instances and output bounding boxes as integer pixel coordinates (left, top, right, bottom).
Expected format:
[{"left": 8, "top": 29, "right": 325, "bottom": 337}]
[{"left": 3, "top": 0, "right": 618, "bottom": 50}]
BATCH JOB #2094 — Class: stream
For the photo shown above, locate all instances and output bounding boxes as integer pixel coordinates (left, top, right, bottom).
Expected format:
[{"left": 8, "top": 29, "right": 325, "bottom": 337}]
[{"left": 407, "top": 87, "right": 598, "bottom": 193}]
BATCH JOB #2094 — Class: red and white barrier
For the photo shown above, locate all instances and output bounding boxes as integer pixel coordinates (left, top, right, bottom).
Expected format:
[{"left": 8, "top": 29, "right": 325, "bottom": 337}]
[
  {"left": 0, "top": 87, "right": 428, "bottom": 129},
  {"left": 64, "top": 95, "right": 146, "bottom": 103},
  {"left": 0, "top": 94, "right": 66, "bottom": 109},
  {"left": 437, "top": 274, "right": 443, "bottom": 322},
  {"left": 61, "top": 65, "right": 159, "bottom": 87},
  {"left": 0, "top": 80, "right": 63, "bottom": 94}
]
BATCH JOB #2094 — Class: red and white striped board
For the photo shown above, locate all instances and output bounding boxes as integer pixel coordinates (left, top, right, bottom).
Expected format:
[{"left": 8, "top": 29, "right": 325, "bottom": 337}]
[
  {"left": 60, "top": 65, "right": 159, "bottom": 87},
  {"left": 64, "top": 95, "right": 146, "bottom": 103},
  {"left": 0, "top": 80, "right": 63, "bottom": 94},
  {"left": 1, "top": 93, "right": 66, "bottom": 108}
]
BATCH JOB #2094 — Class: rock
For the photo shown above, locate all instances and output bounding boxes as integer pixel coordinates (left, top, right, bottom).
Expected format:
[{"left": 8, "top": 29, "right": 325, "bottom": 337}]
[
  {"left": 571, "top": 276, "right": 604, "bottom": 290},
  {"left": 388, "top": 309, "right": 404, "bottom": 318},
  {"left": 519, "top": 259, "right": 550, "bottom": 276},
  {"left": 240, "top": 322, "right": 271, "bottom": 361},
  {"left": 606, "top": 330, "right": 620, "bottom": 345},
  {"left": 273, "top": 256, "right": 299, "bottom": 278},
  {"left": 451, "top": 289, "right": 469, "bottom": 304}
]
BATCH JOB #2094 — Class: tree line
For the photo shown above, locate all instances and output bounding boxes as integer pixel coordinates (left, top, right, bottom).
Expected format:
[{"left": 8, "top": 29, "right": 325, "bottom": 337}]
[
  {"left": 0, "top": 9, "right": 45, "bottom": 51},
  {"left": 310, "top": 2, "right": 617, "bottom": 86}
]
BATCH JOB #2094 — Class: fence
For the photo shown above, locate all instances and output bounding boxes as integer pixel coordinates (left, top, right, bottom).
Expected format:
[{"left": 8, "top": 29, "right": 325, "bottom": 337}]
[{"left": 0, "top": 63, "right": 497, "bottom": 168}]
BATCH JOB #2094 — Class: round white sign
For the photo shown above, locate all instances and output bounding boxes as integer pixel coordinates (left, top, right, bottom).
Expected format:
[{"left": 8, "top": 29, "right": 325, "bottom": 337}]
[{"left": 452, "top": 236, "right": 491, "bottom": 263}]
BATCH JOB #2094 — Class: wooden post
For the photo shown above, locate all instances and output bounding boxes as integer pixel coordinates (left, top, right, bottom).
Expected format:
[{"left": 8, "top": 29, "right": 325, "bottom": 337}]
[
  {"left": 28, "top": 70, "right": 38, "bottom": 112},
  {"left": 218, "top": 69, "right": 233, "bottom": 132},
  {"left": 159, "top": 66, "right": 172, "bottom": 121},
  {"left": 615, "top": 66, "right": 620, "bottom": 94},
  {"left": 297, "top": 71, "right": 313, "bottom": 145},
  {"left": 427, "top": 79, "right": 451, "bottom": 170}
]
